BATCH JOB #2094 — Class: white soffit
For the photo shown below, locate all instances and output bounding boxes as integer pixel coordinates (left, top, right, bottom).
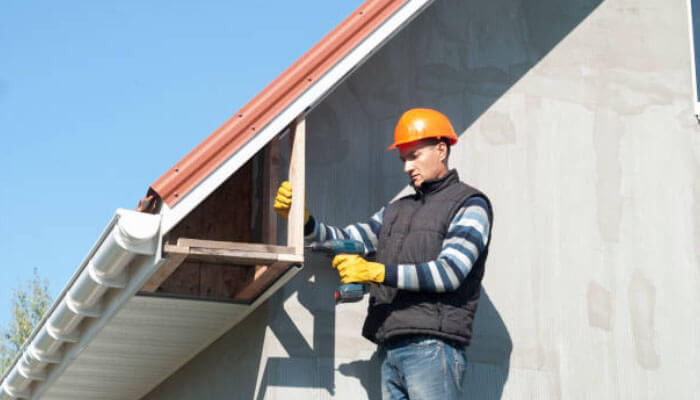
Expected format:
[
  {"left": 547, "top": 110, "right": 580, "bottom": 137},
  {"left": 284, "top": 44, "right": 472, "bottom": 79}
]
[
  {"left": 32, "top": 262, "right": 301, "bottom": 400},
  {"left": 39, "top": 296, "right": 249, "bottom": 400}
]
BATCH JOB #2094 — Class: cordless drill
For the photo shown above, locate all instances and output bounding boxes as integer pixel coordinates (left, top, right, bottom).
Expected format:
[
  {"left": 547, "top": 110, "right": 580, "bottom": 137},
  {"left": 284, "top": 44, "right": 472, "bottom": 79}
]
[{"left": 306, "top": 239, "right": 369, "bottom": 304}]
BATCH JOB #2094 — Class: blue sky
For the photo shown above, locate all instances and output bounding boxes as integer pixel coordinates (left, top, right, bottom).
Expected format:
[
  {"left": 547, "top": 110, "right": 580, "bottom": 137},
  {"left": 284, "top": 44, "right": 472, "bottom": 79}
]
[{"left": 0, "top": 1, "right": 363, "bottom": 327}]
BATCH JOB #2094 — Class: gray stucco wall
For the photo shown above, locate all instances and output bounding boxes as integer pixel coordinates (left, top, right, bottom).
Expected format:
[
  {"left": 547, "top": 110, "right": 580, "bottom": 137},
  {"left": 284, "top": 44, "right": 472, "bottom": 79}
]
[{"left": 144, "top": 0, "right": 700, "bottom": 398}]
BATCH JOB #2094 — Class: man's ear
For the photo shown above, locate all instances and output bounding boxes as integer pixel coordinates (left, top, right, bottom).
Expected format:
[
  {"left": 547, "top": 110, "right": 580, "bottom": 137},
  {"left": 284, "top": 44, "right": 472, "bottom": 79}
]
[{"left": 437, "top": 141, "right": 448, "bottom": 162}]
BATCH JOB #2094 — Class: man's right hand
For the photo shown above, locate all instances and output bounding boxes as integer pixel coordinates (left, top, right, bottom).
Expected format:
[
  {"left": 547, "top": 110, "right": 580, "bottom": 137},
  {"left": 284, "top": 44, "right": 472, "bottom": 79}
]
[{"left": 273, "top": 181, "right": 310, "bottom": 222}]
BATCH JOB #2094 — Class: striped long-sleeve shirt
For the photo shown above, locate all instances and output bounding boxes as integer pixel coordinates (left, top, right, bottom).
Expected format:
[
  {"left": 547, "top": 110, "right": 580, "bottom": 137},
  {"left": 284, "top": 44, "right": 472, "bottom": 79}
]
[{"left": 304, "top": 196, "right": 491, "bottom": 293}]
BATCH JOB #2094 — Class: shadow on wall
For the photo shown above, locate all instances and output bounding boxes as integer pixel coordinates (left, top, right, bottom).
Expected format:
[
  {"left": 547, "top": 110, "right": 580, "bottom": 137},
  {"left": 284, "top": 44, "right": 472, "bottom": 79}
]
[
  {"left": 337, "top": 352, "right": 382, "bottom": 400},
  {"left": 331, "top": 288, "right": 511, "bottom": 400},
  {"left": 141, "top": 297, "right": 270, "bottom": 400},
  {"left": 464, "top": 288, "right": 513, "bottom": 399},
  {"left": 335, "top": 0, "right": 606, "bottom": 147},
  {"left": 253, "top": 252, "right": 339, "bottom": 399}
]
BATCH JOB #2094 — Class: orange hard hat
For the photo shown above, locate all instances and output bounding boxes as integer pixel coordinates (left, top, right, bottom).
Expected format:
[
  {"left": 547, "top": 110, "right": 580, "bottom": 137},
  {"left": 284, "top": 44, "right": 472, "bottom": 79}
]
[{"left": 387, "top": 108, "right": 458, "bottom": 150}]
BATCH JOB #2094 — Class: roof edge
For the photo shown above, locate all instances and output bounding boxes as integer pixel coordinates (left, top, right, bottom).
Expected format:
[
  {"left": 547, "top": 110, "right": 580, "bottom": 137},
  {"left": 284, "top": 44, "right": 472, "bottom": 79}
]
[
  {"left": 0, "top": 210, "right": 161, "bottom": 400},
  {"left": 150, "top": 0, "right": 410, "bottom": 207},
  {"left": 156, "top": 0, "right": 435, "bottom": 234}
]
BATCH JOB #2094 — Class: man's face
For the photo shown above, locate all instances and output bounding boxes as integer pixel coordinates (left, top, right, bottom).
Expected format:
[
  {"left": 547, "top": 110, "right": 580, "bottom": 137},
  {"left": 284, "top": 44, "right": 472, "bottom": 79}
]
[{"left": 398, "top": 139, "right": 448, "bottom": 188}]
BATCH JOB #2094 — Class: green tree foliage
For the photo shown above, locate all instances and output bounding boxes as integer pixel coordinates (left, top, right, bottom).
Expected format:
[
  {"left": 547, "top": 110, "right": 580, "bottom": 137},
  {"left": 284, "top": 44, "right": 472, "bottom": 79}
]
[{"left": 0, "top": 269, "right": 52, "bottom": 376}]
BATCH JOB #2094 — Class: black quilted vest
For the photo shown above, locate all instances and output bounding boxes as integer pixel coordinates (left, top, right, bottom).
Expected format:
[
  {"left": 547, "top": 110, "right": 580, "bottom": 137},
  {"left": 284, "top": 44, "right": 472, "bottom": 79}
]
[{"left": 362, "top": 170, "right": 492, "bottom": 346}]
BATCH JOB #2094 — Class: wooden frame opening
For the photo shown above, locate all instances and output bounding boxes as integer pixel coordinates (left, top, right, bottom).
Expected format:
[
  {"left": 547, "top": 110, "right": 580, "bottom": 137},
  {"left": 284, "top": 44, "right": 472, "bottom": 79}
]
[{"left": 139, "top": 115, "right": 306, "bottom": 303}]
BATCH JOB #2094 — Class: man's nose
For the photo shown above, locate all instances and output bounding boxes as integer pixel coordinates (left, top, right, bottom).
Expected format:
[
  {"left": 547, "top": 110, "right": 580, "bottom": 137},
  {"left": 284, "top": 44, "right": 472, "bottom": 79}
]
[{"left": 404, "top": 160, "right": 412, "bottom": 174}]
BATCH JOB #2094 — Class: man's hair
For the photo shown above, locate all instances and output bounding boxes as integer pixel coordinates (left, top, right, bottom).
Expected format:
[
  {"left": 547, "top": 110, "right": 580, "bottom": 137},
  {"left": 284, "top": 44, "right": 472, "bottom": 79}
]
[{"left": 425, "top": 137, "right": 451, "bottom": 160}]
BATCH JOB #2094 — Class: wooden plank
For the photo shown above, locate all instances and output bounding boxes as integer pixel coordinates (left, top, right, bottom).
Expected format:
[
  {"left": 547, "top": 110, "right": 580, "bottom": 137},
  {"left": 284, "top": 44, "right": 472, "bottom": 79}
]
[
  {"left": 162, "top": 243, "right": 304, "bottom": 265},
  {"left": 176, "top": 238, "right": 295, "bottom": 254},
  {"left": 233, "top": 262, "right": 293, "bottom": 302},
  {"left": 148, "top": 261, "right": 200, "bottom": 295},
  {"left": 287, "top": 115, "right": 306, "bottom": 256},
  {"left": 254, "top": 137, "right": 281, "bottom": 292},
  {"left": 200, "top": 263, "right": 253, "bottom": 298},
  {"left": 262, "top": 137, "right": 280, "bottom": 245},
  {"left": 254, "top": 265, "right": 268, "bottom": 280},
  {"left": 141, "top": 251, "right": 188, "bottom": 292},
  {"left": 196, "top": 161, "right": 253, "bottom": 296},
  {"left": 186, "top": 248, "right": 302, "bottom": 265},
  {"left": 186, "top": 248, "right": 279, "bottom": 265}
]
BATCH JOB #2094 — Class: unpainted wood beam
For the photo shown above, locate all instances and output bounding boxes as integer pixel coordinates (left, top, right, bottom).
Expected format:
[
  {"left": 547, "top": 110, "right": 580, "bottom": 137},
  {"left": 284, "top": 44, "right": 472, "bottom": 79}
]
[
  {"left": 176, "top": 238, "right": 295, "bottom": 254},
  {"left": 262, "top": 137, "right": 280, "bottom": 245},
  {"left": 164, "top": 239, "right": 302, "bottom": 264},
  {"left": 164, "top": 243, "right": 303, "bottom": 265},
  {"left": 287, "top": 115, "right": 306, "bottom": 256},
  {"left": 233, "top": 262, "right": 294, "bottom": 302},
  {"left": 141, "top": 251, "right": 188, "bottom": 292}
]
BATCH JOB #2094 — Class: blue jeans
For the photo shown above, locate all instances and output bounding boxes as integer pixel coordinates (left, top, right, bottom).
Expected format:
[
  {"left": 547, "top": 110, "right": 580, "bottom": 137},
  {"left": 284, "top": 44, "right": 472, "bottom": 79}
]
[{"left": 379, "top": 335, "right": 467, "bottom": 400}]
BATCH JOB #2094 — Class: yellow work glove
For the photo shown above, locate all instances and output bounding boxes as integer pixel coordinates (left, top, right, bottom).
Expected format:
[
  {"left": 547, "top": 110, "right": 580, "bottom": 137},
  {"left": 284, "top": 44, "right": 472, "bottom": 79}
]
[
  {"left": 273, "top": 181, "right": 310, "bottom": 223},
  {"left": 332, "top": 254, "right": 385, "bottom": 284}
]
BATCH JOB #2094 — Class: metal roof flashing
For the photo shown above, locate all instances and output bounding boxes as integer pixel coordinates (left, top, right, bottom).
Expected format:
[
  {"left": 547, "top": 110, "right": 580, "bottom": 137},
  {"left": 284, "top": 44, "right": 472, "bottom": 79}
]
[{"left": 150, "top": 0, "right": 414, "bottom": 209}]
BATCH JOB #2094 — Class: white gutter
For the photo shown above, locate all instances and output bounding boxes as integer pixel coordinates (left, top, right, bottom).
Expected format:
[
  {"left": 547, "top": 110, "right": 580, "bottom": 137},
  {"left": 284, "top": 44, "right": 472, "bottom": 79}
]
[{"left": 0, "top": 209, "right": 160, "bottom": 400}]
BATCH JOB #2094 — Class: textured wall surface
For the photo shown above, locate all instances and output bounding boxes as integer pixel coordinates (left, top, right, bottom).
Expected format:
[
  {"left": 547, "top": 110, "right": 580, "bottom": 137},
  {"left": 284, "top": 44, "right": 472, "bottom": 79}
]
[{"left": 144, "top": 0, "right": 700, "bottom": 398}]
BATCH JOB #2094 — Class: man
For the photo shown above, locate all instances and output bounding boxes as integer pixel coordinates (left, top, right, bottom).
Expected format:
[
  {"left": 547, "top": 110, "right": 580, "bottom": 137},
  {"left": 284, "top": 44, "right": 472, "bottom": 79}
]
[{"left": 274, "top": 108, "right": 493, "bottom": 399}]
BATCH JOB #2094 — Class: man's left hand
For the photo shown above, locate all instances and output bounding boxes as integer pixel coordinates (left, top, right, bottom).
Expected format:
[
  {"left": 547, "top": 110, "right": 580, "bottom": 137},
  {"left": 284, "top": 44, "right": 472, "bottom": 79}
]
[{"left": 332, "top": 254, "right": 385, "bottom": 284}]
